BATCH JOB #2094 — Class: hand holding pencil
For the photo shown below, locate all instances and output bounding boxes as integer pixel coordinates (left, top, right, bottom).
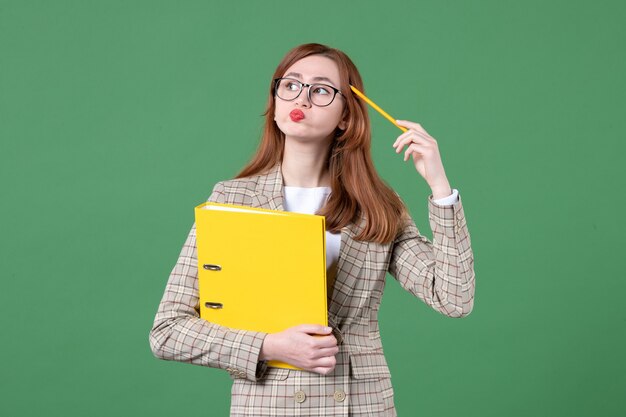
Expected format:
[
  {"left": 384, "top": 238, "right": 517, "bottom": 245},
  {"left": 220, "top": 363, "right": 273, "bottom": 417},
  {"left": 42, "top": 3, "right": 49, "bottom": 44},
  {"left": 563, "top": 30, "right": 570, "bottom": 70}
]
[{"left": 350, "top": 85, "right": 452, "bottom": 198}]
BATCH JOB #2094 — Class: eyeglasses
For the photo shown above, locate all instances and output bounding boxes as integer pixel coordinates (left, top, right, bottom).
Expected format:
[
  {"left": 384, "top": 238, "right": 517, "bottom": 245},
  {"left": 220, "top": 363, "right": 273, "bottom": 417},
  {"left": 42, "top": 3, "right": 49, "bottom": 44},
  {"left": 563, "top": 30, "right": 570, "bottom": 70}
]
[{"left": 273, "top": 77, "right": 343, "bottom": 107}]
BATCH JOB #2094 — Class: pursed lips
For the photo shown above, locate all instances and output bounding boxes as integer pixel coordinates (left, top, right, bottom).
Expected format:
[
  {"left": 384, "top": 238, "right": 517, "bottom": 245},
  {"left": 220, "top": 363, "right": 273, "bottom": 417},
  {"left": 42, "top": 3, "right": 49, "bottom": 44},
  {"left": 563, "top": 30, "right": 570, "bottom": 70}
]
[{"left": 289, "top": 109, "right": 305, "bottom": 122}]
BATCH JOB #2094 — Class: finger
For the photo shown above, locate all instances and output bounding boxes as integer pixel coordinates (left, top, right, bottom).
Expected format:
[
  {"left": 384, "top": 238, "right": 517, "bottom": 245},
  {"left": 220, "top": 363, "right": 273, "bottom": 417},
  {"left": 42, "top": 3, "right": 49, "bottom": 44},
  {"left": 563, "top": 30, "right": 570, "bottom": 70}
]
[
  {"left": 310, "top": 346, "right": 340, "bottom": 359},
  {"left": 311, "top": 366, "right": 334, "bottom": 375},
  {"left": 393, "top": 129, "right": 431, "bottom": 148},
  {"left": 392, "top": 129, "right": 415, "bottom": 147},
  {"left": 404, "top": 143, "right": 428, "bottom": 161},
  {"left": 396, "top": 120, "right": 434, "bottom": 139},
  {"left": 394, "top": 133, "right": 431, "bottom": 149},
  {"left": 296, "top": 324, "right": 332, "bottom": 335},
  {"left": 394, "top": 134, "right": 431, "bottom": 154},
  {"left": 313, "top": 334, "right": 338, "bottom": 348},
  {"left": 312, "top": 355, "right": 337, "bottom": 369}
]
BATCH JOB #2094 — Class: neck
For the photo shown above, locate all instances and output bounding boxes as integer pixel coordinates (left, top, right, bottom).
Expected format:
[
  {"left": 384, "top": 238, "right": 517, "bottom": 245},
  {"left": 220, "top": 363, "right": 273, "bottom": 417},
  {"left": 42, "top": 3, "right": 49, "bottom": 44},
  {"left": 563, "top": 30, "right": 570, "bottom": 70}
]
[{"left": 281, "top": 136, "right": 332, "bottom": 187}]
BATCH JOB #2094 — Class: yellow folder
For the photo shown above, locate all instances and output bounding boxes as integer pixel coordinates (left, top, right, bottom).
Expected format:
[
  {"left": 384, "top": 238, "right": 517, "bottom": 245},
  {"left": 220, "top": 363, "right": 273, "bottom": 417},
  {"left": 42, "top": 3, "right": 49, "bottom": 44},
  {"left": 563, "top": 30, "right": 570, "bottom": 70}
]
[{"left": 194, "top": 202, "right": 328, "bottom": 370}]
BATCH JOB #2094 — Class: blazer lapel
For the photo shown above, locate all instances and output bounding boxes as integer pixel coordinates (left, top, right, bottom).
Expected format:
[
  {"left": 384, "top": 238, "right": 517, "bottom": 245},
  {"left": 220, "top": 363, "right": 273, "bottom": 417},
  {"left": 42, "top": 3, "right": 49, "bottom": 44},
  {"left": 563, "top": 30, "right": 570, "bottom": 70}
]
[
  {"left": 251, "top": 163, "right": 284, "bottom": 211},
  {"left": 328, "top": 218, "right": 369, "bottom": 325}
]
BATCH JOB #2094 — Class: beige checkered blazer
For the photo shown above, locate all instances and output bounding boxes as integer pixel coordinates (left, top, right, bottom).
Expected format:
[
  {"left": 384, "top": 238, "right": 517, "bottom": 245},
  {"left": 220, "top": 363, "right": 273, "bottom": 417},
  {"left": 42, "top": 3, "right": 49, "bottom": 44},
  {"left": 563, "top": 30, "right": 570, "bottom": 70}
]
[{"left": 149, "top": 163, "right": 475, "bottom": 416}]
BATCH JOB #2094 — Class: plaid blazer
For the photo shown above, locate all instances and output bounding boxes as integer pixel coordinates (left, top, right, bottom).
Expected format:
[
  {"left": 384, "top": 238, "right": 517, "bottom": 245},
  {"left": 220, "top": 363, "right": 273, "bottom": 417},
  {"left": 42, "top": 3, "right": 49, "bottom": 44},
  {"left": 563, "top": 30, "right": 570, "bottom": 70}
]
[{"left": 149, "top": 163, "right": 475, "bottom": 416}]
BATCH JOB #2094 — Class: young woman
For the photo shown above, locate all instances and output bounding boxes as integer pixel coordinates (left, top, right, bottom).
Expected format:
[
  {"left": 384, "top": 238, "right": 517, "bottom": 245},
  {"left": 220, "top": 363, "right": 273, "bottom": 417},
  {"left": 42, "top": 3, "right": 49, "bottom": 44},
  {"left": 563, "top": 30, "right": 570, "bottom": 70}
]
[{"left": 149, "top": 43, "right": 475, "bottom": 416}]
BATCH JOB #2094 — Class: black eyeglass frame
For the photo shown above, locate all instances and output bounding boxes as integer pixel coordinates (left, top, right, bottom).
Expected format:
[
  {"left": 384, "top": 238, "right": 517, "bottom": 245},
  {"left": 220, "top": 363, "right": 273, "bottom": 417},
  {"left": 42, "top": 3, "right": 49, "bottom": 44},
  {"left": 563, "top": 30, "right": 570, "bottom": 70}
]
[{"left": 273, "top": 77, "right": 344, "bottom": 107}]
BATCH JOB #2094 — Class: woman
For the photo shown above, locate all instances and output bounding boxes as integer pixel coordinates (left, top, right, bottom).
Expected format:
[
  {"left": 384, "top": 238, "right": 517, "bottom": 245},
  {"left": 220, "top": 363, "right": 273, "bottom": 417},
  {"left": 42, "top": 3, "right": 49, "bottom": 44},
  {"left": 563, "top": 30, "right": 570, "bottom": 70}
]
[{"left": 149, "top": 43, "right": 475, "bottom": 416}]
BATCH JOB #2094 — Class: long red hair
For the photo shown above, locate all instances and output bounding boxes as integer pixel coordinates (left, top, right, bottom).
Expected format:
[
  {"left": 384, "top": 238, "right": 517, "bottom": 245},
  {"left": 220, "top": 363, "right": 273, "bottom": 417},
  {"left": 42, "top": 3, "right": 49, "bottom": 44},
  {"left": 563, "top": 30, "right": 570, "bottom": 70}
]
[{"left": 236, "top": 43, "right": 407, "bottom": 244}]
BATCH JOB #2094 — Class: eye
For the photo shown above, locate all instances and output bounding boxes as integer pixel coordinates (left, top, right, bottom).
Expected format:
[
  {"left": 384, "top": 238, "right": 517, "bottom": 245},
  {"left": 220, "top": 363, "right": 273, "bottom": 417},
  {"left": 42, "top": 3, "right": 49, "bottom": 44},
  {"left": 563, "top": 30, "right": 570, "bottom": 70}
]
[
  {"left": 285, "top": 81, "right": 300, "bottom": 91},
  {"left": 312, "top": 85, "right": 331, "bottom": 95}
]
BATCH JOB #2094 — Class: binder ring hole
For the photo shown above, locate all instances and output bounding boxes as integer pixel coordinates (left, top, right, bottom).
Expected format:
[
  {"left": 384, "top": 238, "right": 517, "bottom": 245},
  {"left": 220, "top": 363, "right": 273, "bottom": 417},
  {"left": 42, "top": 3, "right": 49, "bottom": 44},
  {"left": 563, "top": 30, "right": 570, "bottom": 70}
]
[{"left": 203, "top": 264, "right": 222, "bottom": 271}]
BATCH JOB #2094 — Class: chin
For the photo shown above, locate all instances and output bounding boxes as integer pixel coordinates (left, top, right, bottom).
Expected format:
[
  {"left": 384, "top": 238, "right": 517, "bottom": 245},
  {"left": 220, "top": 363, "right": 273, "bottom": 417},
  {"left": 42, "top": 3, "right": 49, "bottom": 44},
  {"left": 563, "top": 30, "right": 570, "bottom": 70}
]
[
  {"left": 279, "top": 124, "right": 313, "bottom": 138},
  {"left": 277, "top": 121, "right": 334, "bottom": 142}
]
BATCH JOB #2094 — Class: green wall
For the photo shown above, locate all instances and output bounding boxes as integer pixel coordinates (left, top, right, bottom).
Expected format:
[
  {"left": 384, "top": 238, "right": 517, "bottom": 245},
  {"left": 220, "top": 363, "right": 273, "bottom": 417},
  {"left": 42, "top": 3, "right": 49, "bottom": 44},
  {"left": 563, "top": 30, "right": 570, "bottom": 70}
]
[{"left": 1, "top": 0, "right": 624, "bottom": 415}]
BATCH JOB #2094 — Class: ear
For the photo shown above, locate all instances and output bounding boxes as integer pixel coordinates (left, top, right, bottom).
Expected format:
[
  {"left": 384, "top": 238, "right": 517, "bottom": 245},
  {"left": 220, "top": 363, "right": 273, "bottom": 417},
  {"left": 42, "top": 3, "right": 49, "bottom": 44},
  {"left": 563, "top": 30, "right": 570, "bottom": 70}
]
[
  {"left": 338, "top": 115, "right": 347, "bottom": 130},
  {"left": 337, "top": 105, "right": 348, "bottom": 130}
]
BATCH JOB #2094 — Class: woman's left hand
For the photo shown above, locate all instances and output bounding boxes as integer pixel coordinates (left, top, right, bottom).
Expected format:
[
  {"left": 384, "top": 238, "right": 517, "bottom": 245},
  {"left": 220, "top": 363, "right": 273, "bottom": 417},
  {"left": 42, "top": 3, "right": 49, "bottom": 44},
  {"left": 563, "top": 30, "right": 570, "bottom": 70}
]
[{"left": 392, "top": 119, "right": 452, "bottom": 199}]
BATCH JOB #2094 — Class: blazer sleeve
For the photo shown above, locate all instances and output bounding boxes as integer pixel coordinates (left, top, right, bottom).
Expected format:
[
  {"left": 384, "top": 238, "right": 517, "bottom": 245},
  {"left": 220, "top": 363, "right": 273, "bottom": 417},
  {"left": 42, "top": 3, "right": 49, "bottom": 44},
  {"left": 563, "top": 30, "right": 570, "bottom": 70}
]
[
  {"left": 387, "top": 194, "right": 475, "bottom": 318},
  {"left": 148, "top": 182, "right": 270, "bottom": 381}
]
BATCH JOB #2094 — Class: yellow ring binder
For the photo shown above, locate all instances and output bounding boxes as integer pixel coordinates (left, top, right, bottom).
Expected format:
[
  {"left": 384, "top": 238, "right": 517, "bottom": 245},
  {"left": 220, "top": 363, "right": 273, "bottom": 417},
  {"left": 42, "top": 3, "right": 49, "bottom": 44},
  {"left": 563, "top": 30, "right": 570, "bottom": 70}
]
[{"left": 195, "top": 201, "right": 328, "bottom": 370}]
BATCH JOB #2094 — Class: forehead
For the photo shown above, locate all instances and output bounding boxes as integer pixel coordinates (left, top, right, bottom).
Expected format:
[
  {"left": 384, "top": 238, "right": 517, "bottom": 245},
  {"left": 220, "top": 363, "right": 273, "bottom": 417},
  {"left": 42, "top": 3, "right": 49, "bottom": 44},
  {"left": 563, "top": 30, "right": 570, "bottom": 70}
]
[{"left": 282, "top": 55, "right": 341, "bottom": 86}]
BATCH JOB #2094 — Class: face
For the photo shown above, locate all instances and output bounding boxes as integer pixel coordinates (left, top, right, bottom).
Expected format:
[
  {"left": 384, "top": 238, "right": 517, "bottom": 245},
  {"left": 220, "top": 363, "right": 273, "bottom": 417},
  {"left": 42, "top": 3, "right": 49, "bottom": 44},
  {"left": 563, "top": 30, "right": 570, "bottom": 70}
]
[{"left": 273, "top": 55, "right": 347, "bottom": 143}]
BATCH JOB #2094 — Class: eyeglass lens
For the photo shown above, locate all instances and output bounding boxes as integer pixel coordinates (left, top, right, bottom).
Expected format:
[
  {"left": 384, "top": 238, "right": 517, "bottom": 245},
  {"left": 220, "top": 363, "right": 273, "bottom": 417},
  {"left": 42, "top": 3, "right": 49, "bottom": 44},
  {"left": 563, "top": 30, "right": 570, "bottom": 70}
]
[{"left": 275, "top": 79, "right": 336, "bottom": 106}]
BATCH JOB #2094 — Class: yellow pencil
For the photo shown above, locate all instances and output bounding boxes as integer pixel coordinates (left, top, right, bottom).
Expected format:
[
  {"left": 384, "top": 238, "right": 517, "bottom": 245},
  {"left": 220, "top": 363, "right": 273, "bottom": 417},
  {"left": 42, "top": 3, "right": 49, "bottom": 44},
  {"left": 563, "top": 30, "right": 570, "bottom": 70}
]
[{"left": 350, "top": 85, "right": 407, "bottom": 133}]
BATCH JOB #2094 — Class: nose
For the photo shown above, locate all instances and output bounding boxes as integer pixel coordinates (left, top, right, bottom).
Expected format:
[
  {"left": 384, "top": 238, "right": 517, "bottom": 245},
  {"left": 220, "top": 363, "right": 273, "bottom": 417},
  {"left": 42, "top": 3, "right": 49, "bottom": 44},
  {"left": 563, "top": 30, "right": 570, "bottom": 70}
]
[{"left": 294, "top": 85, "right": 312, "bottom": 108}]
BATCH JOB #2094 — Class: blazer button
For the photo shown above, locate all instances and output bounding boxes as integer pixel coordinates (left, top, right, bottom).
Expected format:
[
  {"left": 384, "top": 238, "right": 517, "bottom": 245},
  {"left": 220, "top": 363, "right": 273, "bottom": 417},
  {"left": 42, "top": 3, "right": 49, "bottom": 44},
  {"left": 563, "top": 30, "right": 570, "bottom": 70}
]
[
  {"left": 294, "top": 390, "right": 306, "bottom": 403},
  {"left": 333, "top": 389, "right": 346, "bottom": 402}
]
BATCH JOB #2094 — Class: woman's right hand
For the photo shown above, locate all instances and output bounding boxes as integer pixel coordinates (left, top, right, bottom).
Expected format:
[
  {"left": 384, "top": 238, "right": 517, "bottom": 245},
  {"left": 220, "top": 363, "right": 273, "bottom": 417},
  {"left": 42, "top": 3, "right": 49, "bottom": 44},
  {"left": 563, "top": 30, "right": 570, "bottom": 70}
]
[{"left": 259, "top": 324, "right": 339, "bottom": 375}]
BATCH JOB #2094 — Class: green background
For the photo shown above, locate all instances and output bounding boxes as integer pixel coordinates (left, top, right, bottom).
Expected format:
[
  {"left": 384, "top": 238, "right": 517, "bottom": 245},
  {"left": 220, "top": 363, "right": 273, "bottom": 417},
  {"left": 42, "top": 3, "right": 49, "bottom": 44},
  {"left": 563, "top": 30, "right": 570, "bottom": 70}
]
[{"left": 1, "top": 0, "right": 624, "bottom": 415}]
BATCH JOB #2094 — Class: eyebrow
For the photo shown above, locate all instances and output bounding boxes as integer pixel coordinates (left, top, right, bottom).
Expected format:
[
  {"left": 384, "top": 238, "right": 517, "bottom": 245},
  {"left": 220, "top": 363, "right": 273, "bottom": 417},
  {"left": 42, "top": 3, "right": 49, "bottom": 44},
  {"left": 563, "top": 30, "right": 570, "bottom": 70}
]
[{"left": 284, "top": 72, "right": 338, "bottom": 87}]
